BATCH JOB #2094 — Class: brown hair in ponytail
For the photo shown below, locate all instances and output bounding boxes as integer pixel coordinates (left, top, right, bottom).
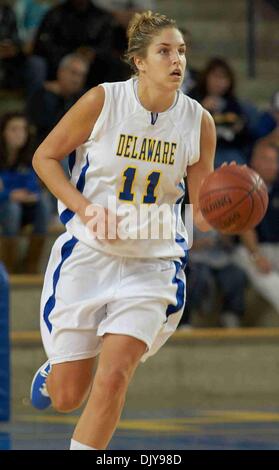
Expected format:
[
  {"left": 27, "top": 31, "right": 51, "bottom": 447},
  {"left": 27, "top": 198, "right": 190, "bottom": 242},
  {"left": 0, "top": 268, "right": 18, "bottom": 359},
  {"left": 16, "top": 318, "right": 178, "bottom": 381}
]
[{"left": 124, "top": 11, "right": 179, "bottom": 74}]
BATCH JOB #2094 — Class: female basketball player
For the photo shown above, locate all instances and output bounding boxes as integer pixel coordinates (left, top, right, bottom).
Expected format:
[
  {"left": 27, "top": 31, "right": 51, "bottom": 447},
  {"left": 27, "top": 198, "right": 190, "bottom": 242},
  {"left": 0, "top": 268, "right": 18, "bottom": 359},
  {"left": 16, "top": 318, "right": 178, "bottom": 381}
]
[{"left": 30, "top": 11, "right": 216, "bottom": 450}]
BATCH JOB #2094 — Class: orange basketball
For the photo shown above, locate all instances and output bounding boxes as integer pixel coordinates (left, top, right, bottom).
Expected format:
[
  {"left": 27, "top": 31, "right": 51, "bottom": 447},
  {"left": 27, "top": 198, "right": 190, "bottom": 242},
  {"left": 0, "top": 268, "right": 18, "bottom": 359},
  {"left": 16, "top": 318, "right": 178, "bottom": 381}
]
[{"left": 198, "top": 165, "right": 269, "bottom": 234}]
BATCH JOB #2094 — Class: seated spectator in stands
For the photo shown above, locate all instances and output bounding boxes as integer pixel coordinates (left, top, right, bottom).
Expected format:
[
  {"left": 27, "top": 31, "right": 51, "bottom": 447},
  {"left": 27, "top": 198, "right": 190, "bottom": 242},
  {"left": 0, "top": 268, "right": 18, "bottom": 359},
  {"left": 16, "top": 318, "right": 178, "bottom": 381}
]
[
  {"left": 26, "top": 53, "right": 89, "bottom": 221},
  {"left": 180, "top": 28, "right": 199, "bottom": 95},
  {"left": 84, "top": 0, "right": 157, "bottom": 84},
  {"left": 0, "top": 1, "right": 26, "bottom": 89},
  {"left": 29, "top": 0, "right": 114, "bottom": 90},
  {"left": 14, "top": 0, "right": 52, "bottom": 54},
  {"left": 253, "top": 90, "right": 279, "bottom": 141},
  {"left": 93, "top": 0, "right": 156, "bottom": 68},
  {"left": 26, "top": 53, "right": 89, "bottom": 145},
  {"left": 254, "top": 91, "right": 279, "bottom": 152},
  {"left": 184, "top": 228, "right": 246, "bottom": 328},
  {"left": 190, "top": 58, "right": 249, "bottom": 168},
  {"left": 0, "top": 112, "right": 50, "bottom": 273},
  {"left": 233, "top": 144, "right": 279, "bottom": 313},
  {"left": 94, "top": 0, "right": 156, "bottom": 31}
]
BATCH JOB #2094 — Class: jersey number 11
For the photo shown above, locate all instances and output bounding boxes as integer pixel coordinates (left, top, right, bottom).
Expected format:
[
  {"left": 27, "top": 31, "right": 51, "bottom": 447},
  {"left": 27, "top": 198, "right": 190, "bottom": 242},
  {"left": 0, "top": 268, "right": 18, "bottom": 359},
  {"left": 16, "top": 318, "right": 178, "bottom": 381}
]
[{"left": 119, "top": 167, "right": 161, "bottom": 203}]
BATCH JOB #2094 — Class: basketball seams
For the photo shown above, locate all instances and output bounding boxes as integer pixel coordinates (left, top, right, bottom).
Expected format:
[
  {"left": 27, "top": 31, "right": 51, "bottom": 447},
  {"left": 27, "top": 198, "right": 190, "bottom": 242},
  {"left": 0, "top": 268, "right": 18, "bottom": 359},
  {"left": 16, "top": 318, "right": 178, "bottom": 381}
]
[
  {"left": 201, "top": 184, "right": 258, "bottom": 229},
  {"left": 199, "top": 166, "right": 268, "bottom": 233},
  {"left": 216, "top": 166, "right": 256, "bottom": 186},
  {"left": 235, "top": 192, "right": 255, "bottom": 232},
  {"left": 203, "top": 190, "right": 253, "bottom": 228},
  {"left": 199, "top": 186, "right": 252, "bottom": 200},
  {"left": 256, "top": 179, "right": 268, "bottom": 214}
]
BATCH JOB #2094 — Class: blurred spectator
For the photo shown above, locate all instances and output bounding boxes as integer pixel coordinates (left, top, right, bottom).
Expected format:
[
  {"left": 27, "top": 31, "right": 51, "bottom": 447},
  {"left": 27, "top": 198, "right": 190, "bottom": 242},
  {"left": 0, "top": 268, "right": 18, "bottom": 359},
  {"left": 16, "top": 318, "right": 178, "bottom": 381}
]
[
  {"left": 180, "top": 28, "right": 199, "bottom": 95},
  {"left": 94, "top": 0, "right": 156, "bottom": 30},
  {"left": 14, "top": 0, "right": 53, "bottom": 54},
  {"left": 83, "top": 0, "right": 157, "bottom": 83},
  {"left": 26, "top": 53, "right": 89, "bottom": 222},
  {"left": 0, "top": 1, "right": 26, "bottom": 89},
  {"left": 253, "top": 90, "right": 279, "bottom": 141},
  {"left": 190, "top": 58, "right": 250, "bottom": 168},
  {"left": 233, "top": 144, "right": 279, "bottom": 313},
  {"left": 183, "top": 228, "right": 246, "bottom": 328},
  {"left": 26, "top": 53, "right": 89, "bottom": 145},
  {"left": 30, "top": 0, "right": 114, "bottom": 88},
  {"left": 254, "top": 91, "right": 279, "bottom": 151},
  {"left": 93, "top": 0, "right": 156, "bottom": 57},
  {"left": 0, "top": 112, "right": 50, "bottom": 273}
]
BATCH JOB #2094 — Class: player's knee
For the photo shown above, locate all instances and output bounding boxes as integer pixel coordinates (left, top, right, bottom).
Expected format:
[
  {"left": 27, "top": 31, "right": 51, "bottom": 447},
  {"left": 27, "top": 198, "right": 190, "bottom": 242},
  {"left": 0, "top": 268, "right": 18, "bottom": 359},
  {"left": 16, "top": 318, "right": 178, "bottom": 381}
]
[
  {"left": 98, "top": 368, "right": 130, "bottom": 397},
  {"left": 51, "top": 389, "right": 84, "bottom": 413}
]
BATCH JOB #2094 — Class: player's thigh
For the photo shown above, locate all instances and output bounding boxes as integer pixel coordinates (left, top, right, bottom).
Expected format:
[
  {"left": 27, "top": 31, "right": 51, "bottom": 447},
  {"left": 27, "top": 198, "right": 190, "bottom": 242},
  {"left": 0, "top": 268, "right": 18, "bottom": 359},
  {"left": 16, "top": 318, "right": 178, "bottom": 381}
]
[
  {"left": 47, "top": 357, "right": 96, "bottom": 395},
  {"left": 97, "top": 334, "right": 146, "bottom": 379}
]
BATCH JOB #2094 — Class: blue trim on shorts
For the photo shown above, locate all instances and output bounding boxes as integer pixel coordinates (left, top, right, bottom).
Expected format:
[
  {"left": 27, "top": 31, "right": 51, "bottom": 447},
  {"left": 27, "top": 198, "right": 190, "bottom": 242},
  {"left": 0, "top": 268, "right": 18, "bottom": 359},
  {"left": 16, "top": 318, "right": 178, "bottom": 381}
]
[
  {"left": 174, "top": 181, "right": 188, "bottom": 269},
  {"left": 43, "top": 236, "right": 78, "bottom": 333},
  {"left": 165, "top": 182, "right": 187, "bottom": 316},
  {"left": 175, "top": 236, "right": 188, "bottom": 269},
  {"left": 166, "top": 260, "right": 186, "bottom": 316},
  {"left": 60, "top": 154, "right": 89, "bottom": 225}
]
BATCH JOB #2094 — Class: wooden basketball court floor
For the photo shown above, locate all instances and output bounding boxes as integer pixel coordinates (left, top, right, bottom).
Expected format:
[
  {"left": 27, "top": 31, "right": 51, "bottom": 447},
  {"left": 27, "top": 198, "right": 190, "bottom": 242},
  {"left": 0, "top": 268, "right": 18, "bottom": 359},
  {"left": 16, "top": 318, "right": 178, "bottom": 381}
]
[
  {"left": 1, "top": 328, "right": 279, "bottom": 450},
  {"left": 1, "top": 408, "right": 279, "bottom": 450}
]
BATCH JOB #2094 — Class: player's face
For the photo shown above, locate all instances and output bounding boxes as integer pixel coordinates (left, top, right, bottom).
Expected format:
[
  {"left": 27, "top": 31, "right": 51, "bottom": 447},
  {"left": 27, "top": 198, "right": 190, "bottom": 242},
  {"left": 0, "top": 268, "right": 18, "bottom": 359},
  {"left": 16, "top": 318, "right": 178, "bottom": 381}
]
[{"left": 137, "top": 28, "right": 186, "bottom": 91}]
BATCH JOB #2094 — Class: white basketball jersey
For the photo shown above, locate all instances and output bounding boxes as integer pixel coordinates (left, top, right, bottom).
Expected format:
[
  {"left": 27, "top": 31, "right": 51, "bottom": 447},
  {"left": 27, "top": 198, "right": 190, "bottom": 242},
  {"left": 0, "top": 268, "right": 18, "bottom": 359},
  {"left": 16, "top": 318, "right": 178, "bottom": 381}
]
[{"left": 58, "top": 78, "right": 203, "bottom": 259}]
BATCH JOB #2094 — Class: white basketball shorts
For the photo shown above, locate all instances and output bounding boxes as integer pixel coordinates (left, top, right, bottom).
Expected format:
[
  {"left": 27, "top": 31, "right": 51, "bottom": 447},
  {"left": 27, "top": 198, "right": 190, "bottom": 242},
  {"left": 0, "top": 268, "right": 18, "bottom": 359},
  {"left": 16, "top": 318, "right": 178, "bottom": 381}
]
[{"left": 40, "top": 232, "right": 186, "bottom": 364}]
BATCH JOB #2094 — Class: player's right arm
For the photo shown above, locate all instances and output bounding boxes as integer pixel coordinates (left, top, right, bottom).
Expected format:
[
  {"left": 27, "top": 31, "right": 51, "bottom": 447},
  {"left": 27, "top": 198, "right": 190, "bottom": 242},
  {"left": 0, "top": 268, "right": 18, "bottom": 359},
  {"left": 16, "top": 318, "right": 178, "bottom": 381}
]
[
  {"left": 187, "top": 109, "right": 216, "bottom": 232},
  {"left": 32, "top": 86, "right": 105, "bottom": 224}
]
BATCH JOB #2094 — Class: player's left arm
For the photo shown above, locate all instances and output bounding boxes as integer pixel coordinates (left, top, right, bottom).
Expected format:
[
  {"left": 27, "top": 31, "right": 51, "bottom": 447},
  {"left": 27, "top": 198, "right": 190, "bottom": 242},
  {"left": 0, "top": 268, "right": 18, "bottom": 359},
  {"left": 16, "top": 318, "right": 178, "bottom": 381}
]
[{"left": 187, "top": 109, "right": 216, "bottom": 232}]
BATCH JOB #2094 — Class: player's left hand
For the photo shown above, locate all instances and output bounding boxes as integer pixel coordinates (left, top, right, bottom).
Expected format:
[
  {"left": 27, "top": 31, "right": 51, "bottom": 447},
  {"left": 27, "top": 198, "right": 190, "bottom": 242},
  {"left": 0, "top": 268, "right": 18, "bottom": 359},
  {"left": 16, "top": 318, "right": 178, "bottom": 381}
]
[{"left": 81, "top": 203, "right": 122, "bottom": 243}]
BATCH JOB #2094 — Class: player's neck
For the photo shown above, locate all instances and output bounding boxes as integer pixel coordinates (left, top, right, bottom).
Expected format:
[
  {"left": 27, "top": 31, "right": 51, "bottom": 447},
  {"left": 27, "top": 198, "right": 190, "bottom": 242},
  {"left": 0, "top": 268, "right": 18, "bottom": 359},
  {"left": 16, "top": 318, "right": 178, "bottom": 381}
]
[{"left": 137, "top": 79, "right": 177, "bottom": 113}]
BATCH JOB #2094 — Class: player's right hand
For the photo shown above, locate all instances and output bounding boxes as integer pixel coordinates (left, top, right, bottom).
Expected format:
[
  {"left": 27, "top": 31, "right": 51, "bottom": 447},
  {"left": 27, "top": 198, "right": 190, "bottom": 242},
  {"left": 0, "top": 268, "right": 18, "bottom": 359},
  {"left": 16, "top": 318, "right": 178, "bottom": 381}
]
[{"left": 79, "top": 203, "right": 122, "bottom": 243}]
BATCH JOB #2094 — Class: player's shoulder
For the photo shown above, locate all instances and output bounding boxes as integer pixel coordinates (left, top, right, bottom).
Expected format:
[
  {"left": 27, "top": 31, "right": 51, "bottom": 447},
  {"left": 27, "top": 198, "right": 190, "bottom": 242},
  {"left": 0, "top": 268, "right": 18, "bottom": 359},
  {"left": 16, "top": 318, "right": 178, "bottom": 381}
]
[
  {"left": 99, "top": 78, "right": 137, "bottom": 116},
  {"left": 178, "top": 93, "right": 214, "bottom": 128},
  {"left": 95, "top": 79, "right": 133, "bottom": 106},
  {"left": 99, "top": 78, "right": 133, "bottom": 95},
  {"left": 178, "top": 91, "right": 204, "bottom": 114},
  {"left": 86, "top": 79, "right": 135, "bottom": 140},
  {"left": 72, "top": 85, "right": 105, "bottom": 119},
  {"left": 200, "top": 108, "right": 216, "bottom": 136},
  {"left": 170, "top": 92, "right": 204, "bottom": 138}
]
